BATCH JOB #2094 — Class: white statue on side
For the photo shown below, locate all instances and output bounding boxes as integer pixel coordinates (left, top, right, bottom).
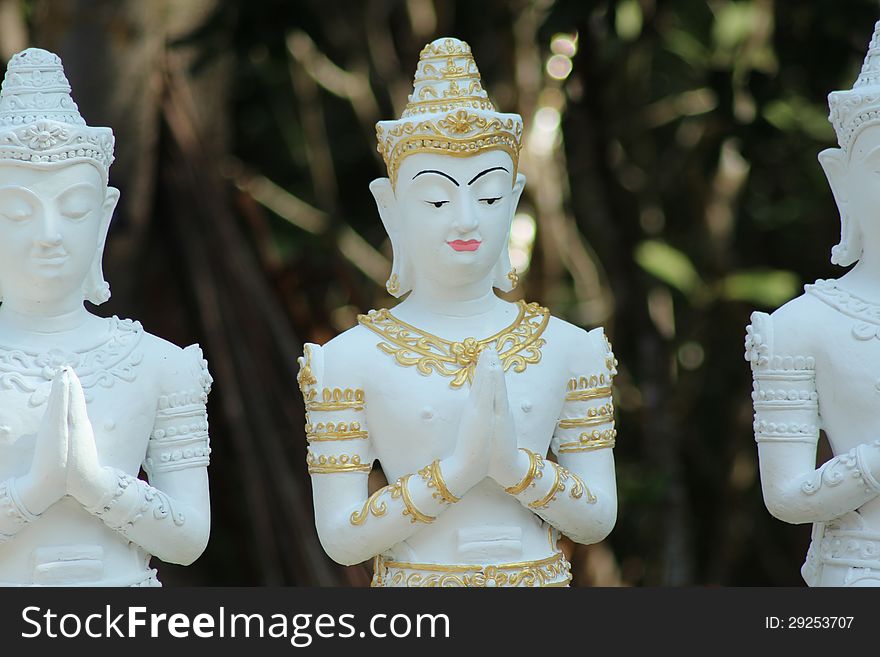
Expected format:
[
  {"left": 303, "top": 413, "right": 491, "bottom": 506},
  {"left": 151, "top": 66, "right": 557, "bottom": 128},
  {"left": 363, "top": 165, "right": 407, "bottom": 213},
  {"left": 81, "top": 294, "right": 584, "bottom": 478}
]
[
  {"left": 0, "top": 49, "right": 212, "bottom": 586},
  {"left": 745, "top": 21, "right": 880, "bottom": 587},
  {"left": 298, "top": 37, "right": 617, "bottom": 587}
]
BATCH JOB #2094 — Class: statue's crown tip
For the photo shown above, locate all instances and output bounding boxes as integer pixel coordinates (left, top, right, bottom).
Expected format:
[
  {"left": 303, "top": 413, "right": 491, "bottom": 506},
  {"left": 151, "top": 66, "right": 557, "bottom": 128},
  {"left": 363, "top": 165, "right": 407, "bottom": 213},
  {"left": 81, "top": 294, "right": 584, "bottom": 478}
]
[
  {"left": 0, "top": 47, "right": 114, "bottom": 175},
  {"left": 419, "top": 37, "right": 472, "bottom": 59}
]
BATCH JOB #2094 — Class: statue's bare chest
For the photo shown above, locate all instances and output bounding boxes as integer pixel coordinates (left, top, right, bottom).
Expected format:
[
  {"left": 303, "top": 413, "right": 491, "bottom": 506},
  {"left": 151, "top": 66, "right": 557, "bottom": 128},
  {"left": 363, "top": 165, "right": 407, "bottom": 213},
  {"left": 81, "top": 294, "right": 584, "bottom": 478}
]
[
  {"left": 361, "top": 341, "right": 571, "bottom": 477},
  {"left": 0, "top": 320, "right": 158, "bottom": 475}
]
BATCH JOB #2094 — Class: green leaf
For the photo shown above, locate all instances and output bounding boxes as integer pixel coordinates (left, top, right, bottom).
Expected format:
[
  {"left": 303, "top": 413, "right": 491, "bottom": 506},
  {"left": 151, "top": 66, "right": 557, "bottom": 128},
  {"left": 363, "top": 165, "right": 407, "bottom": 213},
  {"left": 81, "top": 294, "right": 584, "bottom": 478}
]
[
  {"left": 721, "top": 269, "right": 800, "bottom": 307},
  {"left": 634, "top": 240, "right": 703, "bottom": 296}
]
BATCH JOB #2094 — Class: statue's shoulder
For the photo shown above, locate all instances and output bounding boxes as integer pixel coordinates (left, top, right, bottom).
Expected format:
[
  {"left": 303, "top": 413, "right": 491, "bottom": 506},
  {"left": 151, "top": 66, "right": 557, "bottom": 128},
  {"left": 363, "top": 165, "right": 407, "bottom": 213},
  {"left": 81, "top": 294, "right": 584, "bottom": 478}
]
[
  {"left": 135, "top": 325, "right": 212, "bottom": 397},
  {"left": 299, "top": 321, "right": 378, "bottom": 390},
  {"left": 745, "top": 286, "right": 827, "bottom": 367},
  {"left": 545, "top": 311, "right": 615, "bottom": 376}
]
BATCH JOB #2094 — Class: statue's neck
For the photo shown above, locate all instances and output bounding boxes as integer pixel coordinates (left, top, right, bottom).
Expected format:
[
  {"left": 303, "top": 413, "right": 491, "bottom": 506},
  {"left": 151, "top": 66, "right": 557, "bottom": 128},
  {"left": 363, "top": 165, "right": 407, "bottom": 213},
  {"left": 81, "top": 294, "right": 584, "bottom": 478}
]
[
  {"left": 403, "top": 279, "right": 501, "bottom": 318},
  {"left": 0, "top": 298, "right": 94, "bottom": 335},
  {"left": 839, "top": 254, "right": 880, "bottom": 300}
]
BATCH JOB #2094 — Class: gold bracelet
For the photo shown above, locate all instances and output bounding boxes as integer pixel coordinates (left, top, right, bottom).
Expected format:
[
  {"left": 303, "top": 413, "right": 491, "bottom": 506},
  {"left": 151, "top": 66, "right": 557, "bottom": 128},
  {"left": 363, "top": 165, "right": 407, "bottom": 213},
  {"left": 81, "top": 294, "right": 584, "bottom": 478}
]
[
  {"left": 504, "top": 448, "right": 544, "bottom": 495},
  {"left": 396, "top": 474, "right": 435, "bottom": 524},
  {"left": 418, "top": 459, "right": 460, "bottom": 504},
  {"left": 528, "top": 461, "right": 564, "bottom": 509}
]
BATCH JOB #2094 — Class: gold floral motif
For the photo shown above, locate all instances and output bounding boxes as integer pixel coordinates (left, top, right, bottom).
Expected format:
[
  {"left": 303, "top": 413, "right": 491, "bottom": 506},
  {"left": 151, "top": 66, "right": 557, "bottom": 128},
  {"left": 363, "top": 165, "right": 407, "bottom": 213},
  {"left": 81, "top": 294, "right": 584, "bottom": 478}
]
[
  {"left": 304, "top": 387, "right": 365, "bottom": 411},
  {"left": 372, "top": 551, "right": 572, "bottom": 587},
  {"left": 357, "top": 300, "right": 550, "bottom": 388},
  {"left": 557, "top": 401, "right": 614, "bottom": 429},
  {"left": 418, "top": 459, "right": 460, "bottom": 504},
  {"left": 306, "top": 422, "right": 368, "bottom": 442},
  {"left": 504, "top": 448, "right": 544, "bottom": 495},
  {"left": 306, "top": 451, "right": 372, "bottom": 474},
  {"left": 557, "top": 428, "right": 617, "bottom": 453},
  {"left": 350, "top": 483, "right": 397, "bottom": 525},
  {"left": 529, "top": 462, "right": 596, "bottom": 509}
]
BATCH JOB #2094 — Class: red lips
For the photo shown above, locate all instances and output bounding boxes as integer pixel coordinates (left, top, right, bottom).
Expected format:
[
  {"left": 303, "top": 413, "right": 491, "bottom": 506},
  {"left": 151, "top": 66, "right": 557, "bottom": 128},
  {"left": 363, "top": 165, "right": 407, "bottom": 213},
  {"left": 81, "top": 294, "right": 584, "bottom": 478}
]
[{"left": 447, "top": 240, "right": 481, "bottom": 252}]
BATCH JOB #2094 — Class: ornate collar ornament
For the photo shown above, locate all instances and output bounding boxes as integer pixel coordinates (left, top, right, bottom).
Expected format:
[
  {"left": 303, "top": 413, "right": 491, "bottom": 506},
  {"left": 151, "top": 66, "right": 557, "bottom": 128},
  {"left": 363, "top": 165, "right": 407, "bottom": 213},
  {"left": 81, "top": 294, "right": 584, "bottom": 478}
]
[
  {"left": 0, "top": 48, "right": 114, "bottom": 181},
  {"left": 375, "top": 37, "right": 523, "bottom": 188},
  {"left": 0, "top": 316, "right": 143, "bottom": 406},
  {"left": 829, "top": 21, "right": 880, "bottom": 154},
  {"left": 358, "top": 300, "right": 550, "bottom": 388},
  {"left": 806, "top": 278, "right": 880, "bottom": 340}
]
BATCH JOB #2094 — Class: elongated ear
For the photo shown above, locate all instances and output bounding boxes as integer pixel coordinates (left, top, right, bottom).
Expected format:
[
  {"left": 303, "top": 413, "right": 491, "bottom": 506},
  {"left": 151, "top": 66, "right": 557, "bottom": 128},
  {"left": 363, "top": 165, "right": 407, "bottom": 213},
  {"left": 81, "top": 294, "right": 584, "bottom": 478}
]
[
  {"left": 369, "top": 177, "right": 395, "bottom": 236},
  {"left": 84, "top": 186, "right": 120, "bottom": 305},
  {"left": 369, "top": 177, "right": 411, "bottom": 297},
  {"left": 819, "top": 148, "right": 861, "bottom": 266},
  {"left": 818, "top": 148, "right": 847, "bottom": 207},
  {"left": 493, "top": 173, "right": 528, "bottom": 292}
]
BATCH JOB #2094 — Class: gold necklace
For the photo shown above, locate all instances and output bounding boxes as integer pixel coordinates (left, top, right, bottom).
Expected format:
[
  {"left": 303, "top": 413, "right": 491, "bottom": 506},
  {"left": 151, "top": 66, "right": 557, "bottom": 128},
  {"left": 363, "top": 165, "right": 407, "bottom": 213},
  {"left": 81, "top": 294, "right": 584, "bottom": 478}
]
[{"left": 357, "top": 300, "right": 550, "bottom": 388}]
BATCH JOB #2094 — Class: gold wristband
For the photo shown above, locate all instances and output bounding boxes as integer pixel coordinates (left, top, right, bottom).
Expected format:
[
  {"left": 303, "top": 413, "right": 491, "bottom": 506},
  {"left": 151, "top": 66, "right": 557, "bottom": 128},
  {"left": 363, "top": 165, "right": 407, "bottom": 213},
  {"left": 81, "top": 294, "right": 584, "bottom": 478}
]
[
  {"left": 397, "top": 474, "right": 436, "bottom": 524},
  {"left": 504, "top": 448, "right": 544, "bottom": 495},
  {"left": 529, "top": 461, "right": 564, "bottom": 509},
  {"left": 419, "top": 459, "right": 460, "bottom": 504}
]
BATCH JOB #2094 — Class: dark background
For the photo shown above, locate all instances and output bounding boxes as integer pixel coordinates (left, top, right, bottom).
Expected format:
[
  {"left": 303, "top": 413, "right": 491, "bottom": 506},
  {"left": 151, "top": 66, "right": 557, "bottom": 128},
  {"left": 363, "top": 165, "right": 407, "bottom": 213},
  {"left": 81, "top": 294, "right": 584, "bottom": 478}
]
[{"left": 6, "top": 0, "right": 877, "bottom": 586}]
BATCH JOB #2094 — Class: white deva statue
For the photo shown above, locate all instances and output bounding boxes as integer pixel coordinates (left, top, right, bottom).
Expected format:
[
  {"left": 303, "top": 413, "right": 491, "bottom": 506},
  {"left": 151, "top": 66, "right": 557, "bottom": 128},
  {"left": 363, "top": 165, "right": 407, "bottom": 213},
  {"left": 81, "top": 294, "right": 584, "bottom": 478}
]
[
  {"left": 298, "top": 38, "right": 617, "bottom": 587},
  {"left": 0, "top": 49, "right": 212, "bottom": 586},
  {"left": 745, "top": 21, "right": 880, "bottom": 587}
]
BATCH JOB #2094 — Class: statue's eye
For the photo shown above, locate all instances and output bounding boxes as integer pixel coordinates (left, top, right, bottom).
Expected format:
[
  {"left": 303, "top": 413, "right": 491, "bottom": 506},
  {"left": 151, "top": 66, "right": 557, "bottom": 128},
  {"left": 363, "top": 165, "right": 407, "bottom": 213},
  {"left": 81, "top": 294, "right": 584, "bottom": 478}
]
[
  {"left": 479, "top": 197, "right": 502, "bottom": 205},
  {"left": 57, "top": 184, "right": 101, "bottom": 222},
  {"left": 426, "top": 200, "right": 449, "bottom": 208},
  {"left": 0, "top": 192, "right": 34, "bottom": 222}
]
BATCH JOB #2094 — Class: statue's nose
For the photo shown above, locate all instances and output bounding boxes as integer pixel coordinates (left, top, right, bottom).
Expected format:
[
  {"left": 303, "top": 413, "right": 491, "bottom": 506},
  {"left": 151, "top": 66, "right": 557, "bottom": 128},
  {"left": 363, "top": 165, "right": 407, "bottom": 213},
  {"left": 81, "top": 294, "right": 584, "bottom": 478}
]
[
  {"left": 453, "top": 202, "right": 478, "bottom": 233},
  {"left": 35, "top": 210, "right": 62, "bottom": 246}
]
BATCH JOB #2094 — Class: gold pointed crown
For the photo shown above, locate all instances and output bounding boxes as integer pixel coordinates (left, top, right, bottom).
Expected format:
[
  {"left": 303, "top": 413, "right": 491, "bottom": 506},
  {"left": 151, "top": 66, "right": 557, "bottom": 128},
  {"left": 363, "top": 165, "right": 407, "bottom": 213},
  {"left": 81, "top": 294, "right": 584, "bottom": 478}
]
[
  {"left": 376, "top": 37, "right": 523, "bottom": 187},
  {"left": 0, "top": 48, "right": 114, "bottom": 180},
  {"left": 829, "top": 20, "right": 880, "bottom": 152}
]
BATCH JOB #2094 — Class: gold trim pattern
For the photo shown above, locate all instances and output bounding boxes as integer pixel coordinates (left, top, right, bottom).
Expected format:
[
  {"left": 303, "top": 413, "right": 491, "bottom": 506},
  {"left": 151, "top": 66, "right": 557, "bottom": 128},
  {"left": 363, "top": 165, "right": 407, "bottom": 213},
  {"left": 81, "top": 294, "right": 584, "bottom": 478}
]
[
  {"left": 306, "top": 451, "right": 372, "bottom": 474},
  {"left": 372, "top": 551, "right": 571, "bottom": 587},
  {"left": 528, "top": 462, "right": 596, "bottom": 509},
  {"left": 418, "top": 459, "right": 460, "bottom": 504},
  {"left": 565, "top": 374, "right": 613, "bottom": 401},
  {"left": 349, "top": 475, "right": 435, "bottom": 525},
  {"left": 557, "top": 428, "right": 617, "bottom": 453},
  {"left": 304, "top": 387, "right": 365, "bottom": 412},
  {"left": 306, "top": 422, "right": 368, "bottom": 442},
  {"left": 557, "top": 401, "right": 614, "bottom": 430},
  {"left": 357, "top": 300, "right": 550, "bottom": 388},
  {"left": 504, "top": 448, "right": 544, "bottom": 495},
  {"left": 296, "top": 344, "right": 317, "bottom": 395}
]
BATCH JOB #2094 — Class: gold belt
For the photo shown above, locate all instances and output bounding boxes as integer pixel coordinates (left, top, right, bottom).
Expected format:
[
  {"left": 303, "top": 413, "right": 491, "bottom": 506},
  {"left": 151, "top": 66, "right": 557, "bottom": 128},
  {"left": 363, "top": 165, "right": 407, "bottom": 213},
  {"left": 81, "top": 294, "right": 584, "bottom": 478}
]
[{"left": 372, "top": 551, "right": 571, "bottom": 587}]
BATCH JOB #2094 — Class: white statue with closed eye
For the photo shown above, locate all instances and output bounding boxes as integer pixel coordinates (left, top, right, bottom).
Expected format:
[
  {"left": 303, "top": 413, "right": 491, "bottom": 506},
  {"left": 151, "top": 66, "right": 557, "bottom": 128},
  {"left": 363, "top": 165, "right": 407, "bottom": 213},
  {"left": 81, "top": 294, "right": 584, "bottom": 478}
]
[
  {"left": 746, "top": 21, "right": 880, "bottom": 586},
  {"left": 298, "top": 37, "right": 617, "bottom": 587},
  {"left": 0, "top": 49, "right": 212, "bottom": 586}
]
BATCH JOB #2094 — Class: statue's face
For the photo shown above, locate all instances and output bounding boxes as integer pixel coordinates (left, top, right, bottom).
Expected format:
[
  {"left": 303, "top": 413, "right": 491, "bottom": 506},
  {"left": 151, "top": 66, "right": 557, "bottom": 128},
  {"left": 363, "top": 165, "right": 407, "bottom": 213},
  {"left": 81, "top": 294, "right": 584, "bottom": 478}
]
[
  {"left": 846, "top": 124, "right": 880, "bottom": 250},
  {"left": 393, "top": 150, "right": 517, "bottom": 289},
  {"left": 0, "top": 162, "right": 107, "bottom": 304}
]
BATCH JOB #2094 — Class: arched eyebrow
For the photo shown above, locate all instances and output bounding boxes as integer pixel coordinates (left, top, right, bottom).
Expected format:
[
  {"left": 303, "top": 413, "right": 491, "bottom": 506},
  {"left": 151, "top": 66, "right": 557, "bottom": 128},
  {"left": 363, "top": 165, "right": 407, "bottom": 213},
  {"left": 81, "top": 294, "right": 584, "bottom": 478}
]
[
  {"left": 467, "top": 166, "right": 509, "bottom": 185},
  {"left": 412, "top": 170, "right": 459, "bottom": 186}
]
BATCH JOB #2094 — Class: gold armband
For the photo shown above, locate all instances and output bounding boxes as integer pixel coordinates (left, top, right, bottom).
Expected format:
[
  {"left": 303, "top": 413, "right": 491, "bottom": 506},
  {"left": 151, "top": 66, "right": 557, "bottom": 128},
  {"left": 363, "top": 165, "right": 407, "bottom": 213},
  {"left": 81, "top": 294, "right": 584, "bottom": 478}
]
[
  {"left": 565, "top": 374, "right": 612, "bottom": 402},
  {"left": 306, "top": 451, "right": 372, "bottom": 474},
  {"left": 504, "top": 448, "right": 545, "bottom": 495},
  {"left": 557, "top": 428, "right": 617, "bottom": 454},
  {"left": 306, "top": 422, "right": 369, "bottom": 442},
  {"left": 418, "top": 459, "right": 460, "bottom": 504}
]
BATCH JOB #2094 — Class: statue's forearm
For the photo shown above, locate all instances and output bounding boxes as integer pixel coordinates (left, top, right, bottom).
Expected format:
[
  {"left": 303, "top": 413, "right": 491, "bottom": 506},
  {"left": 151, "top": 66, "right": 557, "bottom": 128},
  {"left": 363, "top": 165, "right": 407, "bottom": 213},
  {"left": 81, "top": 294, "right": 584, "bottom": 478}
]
[
  {"left": 503, "top": 449, "right": 616, "bottom": 545},
  {"left": 760, "top": 441, "right": 880, "bottom": 524},
  {"left": 82, "top": 467, "right": 210, "bottom": 565},
  {"left": 312, "top": 457, "right": 462, "bottom": 566}
]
